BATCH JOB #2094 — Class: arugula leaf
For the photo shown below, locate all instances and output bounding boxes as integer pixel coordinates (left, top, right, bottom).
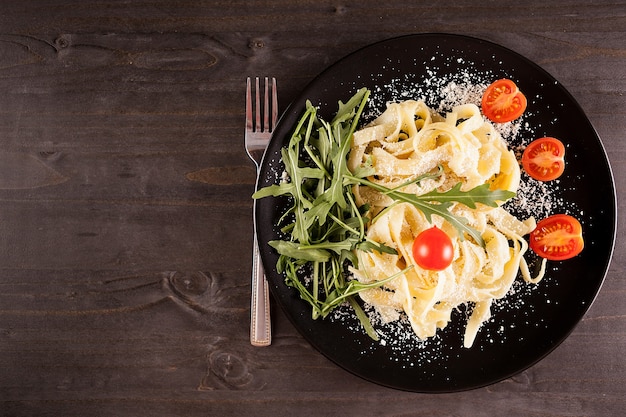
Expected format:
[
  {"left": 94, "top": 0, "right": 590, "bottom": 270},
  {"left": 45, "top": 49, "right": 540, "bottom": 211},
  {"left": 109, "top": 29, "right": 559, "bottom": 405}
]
[
  {"left": 419, "top": 182, "right": 515, "bottom": 209},
  {"left": 268, "top": 240, "right": 330, "bottom": 262},
  {"left": 345, "top": 174, "right": 515, "bottom": 247}
]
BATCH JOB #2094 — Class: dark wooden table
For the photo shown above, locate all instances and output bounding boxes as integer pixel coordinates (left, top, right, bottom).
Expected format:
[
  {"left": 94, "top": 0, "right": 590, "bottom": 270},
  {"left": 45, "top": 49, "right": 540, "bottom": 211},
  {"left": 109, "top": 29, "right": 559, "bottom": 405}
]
[{"left": 1, "top": 1, "right": 624, "bottom": 416}]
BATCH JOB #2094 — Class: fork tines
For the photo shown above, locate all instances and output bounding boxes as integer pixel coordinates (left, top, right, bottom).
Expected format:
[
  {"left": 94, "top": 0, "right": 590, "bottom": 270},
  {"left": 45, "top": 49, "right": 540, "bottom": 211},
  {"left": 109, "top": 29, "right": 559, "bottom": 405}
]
[{"left": 246, "top": 77, "right": 277, "bottom": 134}]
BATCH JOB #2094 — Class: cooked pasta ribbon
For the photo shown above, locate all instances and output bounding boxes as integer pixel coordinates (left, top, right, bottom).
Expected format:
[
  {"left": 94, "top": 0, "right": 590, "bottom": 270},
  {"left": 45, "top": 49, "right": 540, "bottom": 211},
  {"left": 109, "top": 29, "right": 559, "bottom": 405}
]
[{"left": 349, "top": 99, "right": 542, "bottom": 348}]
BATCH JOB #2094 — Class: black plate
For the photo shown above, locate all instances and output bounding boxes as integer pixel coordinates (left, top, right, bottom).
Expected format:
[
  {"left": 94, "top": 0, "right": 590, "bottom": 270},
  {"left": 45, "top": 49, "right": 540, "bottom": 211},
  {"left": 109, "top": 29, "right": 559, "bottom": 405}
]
[{"left": 255, "top": 34, "right": 616, "bottom": 392}]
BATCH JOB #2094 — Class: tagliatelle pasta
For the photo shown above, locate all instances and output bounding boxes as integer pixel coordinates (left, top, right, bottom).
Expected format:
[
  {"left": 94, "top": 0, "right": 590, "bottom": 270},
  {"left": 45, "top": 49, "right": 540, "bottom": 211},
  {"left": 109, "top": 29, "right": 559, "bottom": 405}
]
[{"left": 348, "top": 99, "right": 542, "bottom": 348}]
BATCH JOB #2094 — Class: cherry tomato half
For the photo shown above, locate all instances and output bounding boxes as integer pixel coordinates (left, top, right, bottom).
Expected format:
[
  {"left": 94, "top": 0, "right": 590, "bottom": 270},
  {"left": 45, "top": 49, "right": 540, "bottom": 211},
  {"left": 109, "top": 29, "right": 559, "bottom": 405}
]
[
  {"left": 529, "top": 214, "right": 584, "bottom": 261},
  {"left": 481, "top": 78, "right": 527, "bottom": 123},
  {"left": 521, "top": 137, "right": 566, "bottom": 181},
  {"left": 412, "top": 226, "right": 454, "bottom": 271}
]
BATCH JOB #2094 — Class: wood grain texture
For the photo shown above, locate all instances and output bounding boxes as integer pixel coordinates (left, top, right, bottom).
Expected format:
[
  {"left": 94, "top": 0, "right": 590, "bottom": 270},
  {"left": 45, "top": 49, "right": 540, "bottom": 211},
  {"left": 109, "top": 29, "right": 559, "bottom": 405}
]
[{"left": 0, "top": 1, "right": 625, "bottom": 416}]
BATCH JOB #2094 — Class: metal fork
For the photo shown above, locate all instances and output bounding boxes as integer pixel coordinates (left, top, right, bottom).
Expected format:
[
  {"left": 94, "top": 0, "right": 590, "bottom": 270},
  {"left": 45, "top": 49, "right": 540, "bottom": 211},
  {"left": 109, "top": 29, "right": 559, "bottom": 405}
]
[{"left": 245, "top": 77, "right": 277, "bottom": 346}]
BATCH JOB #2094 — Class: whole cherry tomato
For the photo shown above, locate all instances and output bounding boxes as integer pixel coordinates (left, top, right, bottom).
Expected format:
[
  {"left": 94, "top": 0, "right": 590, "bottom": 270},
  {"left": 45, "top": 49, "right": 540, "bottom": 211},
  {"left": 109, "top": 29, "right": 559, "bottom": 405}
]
[{"left": 412, "top": 226, "right": 454, "bottom": 271}]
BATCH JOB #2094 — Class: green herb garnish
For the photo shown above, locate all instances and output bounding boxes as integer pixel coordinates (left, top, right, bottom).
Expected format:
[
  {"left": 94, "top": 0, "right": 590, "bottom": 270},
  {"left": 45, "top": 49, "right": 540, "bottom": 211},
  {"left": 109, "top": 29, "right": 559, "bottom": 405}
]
[{"left": 345, "top": 175, "right": 515, "bottom": 247}]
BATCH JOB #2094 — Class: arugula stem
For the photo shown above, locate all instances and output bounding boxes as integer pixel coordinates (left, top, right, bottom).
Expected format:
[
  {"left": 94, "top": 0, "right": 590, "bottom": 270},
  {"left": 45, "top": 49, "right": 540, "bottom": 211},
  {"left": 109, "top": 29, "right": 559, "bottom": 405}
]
[
  {"left": 348, "top": 297, "right": 379, "bottom": 341},
  {"left": 312, "top": 261, "right": 319, "bottom": 305}
]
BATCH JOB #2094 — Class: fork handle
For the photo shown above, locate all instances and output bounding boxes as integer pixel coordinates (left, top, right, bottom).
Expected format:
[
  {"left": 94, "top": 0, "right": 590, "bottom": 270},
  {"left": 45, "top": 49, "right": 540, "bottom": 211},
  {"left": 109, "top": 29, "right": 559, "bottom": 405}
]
[{"left": 250, "top": 234, "right": 271, "bottom": 346}]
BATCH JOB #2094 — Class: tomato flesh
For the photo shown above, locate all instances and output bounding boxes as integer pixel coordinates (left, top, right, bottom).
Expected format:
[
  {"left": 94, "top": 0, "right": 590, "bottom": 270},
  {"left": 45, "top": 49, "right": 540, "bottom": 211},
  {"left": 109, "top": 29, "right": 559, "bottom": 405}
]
[
  {"left": 481, "top": 79, "right": 527, "bottom": 123},
  {"left": 529, "top": 214, "right": 584, "bottom": 261},
  {"left": 412, "top": 226, "right": 454, "bottom": 271},
  {"left": 522, "top": 137, "right": 565, "bottom": 181}
]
